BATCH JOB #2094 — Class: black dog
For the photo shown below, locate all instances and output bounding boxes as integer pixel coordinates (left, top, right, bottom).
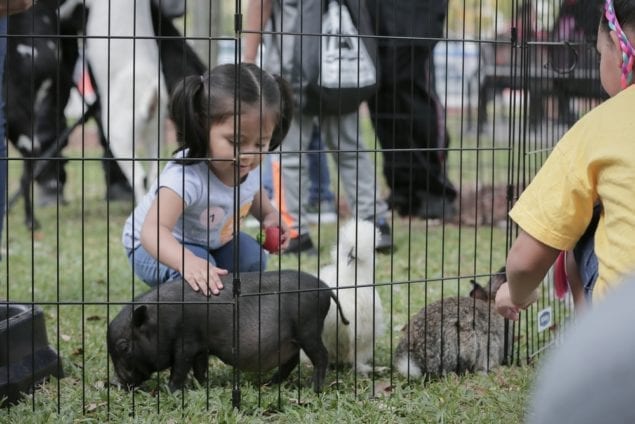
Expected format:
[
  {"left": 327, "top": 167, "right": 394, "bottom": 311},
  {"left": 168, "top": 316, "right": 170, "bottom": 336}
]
[{"left": 108, "top": 271, "right": 349, "bottom": 393}]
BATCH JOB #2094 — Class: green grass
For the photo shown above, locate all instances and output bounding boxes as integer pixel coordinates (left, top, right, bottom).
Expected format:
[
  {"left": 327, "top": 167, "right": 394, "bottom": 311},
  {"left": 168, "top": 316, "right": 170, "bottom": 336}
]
[{"left": 0, "top": 120, "right": 551, "bottom": 422}]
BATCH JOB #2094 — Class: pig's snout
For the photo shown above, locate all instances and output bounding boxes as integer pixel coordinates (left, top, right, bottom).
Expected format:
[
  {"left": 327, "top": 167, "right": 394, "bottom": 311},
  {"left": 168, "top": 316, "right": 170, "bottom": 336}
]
[
  {"left": 112, "top": 362, "right": 150, "bottom": 389},
  {"left": 108, "top": 376, "right": 130, "bottom": 391}
]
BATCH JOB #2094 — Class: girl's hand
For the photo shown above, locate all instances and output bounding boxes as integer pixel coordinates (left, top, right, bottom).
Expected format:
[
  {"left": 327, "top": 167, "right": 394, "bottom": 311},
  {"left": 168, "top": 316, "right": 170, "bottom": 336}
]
[
  {"left": 261, "top": 212, "right": 291, "bottom": 251},
  {"left": 495, "top": 282, "right": 521, "bottom": 320},
  {"left": 495, "top": 282, "right": 539, "bottom": 320},
  {"left": 181, "top": 255, "right": 228, "bottom": 296}
]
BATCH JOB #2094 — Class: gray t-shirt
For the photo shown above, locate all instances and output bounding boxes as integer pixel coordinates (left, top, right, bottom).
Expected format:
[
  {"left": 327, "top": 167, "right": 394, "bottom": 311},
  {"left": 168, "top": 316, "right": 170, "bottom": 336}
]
[{"left": 122, "top": 155, "right": 261, "bottom": 250}]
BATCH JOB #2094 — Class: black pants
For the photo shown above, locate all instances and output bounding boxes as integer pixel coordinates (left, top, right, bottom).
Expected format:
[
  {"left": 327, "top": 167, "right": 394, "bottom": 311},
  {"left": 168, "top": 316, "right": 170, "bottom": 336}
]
[{"left": 367, "top": 44, "right": 456, "bottom": 216}]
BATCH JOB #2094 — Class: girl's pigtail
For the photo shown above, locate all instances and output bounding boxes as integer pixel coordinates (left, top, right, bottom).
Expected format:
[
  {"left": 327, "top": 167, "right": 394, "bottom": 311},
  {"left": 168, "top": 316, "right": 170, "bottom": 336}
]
[
  {"left": 170, "top": 74, "right": 209, "bottom": 162},
  {"left": 605, "top": 0, "right": 635, "bottom": 87},
  {"left": 269, "top": 74, "right": 294, "bottom": 151}
]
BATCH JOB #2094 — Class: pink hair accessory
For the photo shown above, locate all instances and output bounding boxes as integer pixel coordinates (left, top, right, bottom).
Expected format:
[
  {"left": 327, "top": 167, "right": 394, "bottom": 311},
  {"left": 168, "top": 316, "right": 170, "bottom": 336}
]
[{"left": 605, "top": 0, "right": 635, "bottom": 88}]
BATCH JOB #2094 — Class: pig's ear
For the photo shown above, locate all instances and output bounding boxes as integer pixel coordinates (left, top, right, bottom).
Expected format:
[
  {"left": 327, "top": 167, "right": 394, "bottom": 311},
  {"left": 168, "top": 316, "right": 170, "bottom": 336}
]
[
  {"left": 133, "top": 305, "right": 148, "bottom": 328},
  {"left": 469, "top": 280, "right": 490, "bottom": 301}
]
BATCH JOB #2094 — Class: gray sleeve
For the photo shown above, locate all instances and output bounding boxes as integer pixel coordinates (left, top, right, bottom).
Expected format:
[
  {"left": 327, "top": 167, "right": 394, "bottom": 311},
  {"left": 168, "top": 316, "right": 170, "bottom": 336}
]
[{"left": 156, "top": 162, "right": 202, "bottom": 207}]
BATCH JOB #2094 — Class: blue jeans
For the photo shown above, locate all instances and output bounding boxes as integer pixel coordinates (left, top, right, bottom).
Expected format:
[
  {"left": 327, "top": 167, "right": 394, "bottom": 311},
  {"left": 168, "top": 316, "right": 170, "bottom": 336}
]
[
  {"left": 307, "top": 125, "right": 334, "bottom": 205},
  {"left": 126, "top": 232, "right": 267, "bottom": 287},
  {"left": 261, "top": 154, "right": 274, "bottom": 200},
  {"left": 0, "top": 18, "right": 7, "bottom": 246},
  {"left": 263, "top": 126, "right": 333, "bottom": 205},
  {"left": 573, "top": 205, "right": 601, "bottom": 301}
]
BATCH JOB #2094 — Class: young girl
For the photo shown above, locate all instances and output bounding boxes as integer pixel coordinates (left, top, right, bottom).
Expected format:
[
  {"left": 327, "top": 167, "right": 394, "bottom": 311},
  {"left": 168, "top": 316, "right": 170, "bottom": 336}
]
[
  {"left": 496, "top": 0, "right": 635, "bottom": 320},
  {"left": 122, "top": 63, "right": 293, "bottom": 295}
]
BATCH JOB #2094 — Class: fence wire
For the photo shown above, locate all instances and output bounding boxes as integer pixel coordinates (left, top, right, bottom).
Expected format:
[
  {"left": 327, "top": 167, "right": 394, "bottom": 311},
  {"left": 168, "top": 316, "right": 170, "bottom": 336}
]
[{"left": 0, "top": 0, "right": 603, "bottom": 417}]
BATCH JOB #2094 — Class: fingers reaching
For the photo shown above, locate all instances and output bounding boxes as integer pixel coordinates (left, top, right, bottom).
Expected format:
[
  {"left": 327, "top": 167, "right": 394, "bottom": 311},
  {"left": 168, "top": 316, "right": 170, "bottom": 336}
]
[
  {"left": 495, "top": 282, "right": 521, "bottom": 321},
  {"left": 183, "top": 262, "right": 228, "bottom": 296}
]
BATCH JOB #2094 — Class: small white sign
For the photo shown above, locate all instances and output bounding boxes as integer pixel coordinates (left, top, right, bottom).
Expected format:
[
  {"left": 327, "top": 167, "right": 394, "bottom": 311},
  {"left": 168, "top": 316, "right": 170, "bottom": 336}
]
[{"left": 537, "top": 307, "right": 553, "bottom": 333}]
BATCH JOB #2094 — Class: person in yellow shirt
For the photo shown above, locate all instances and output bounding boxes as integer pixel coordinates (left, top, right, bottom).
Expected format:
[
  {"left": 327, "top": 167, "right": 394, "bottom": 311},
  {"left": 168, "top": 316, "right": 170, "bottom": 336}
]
[{"left": 496, "top": 0, "right": 635, "bottom": 319}]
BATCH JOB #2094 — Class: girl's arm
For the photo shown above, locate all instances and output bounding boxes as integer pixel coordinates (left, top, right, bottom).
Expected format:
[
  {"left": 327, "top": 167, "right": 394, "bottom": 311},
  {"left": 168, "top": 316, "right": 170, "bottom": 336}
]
[
  {"left": 243, "top": 0, "right": 272, "bottom": 63},
  {"left": 250, "top": 189, "right": 290, "bottom": 250},
  {"left": 140, "top": 187, "right": 227, "bottom": 295},
  {"left": 496, "top": 230, "right": 560, "bottom": 320}
]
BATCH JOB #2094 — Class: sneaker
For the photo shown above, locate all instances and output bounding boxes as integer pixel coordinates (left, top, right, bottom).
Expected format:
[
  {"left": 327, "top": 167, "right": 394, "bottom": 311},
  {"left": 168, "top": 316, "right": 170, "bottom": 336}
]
[
  {"left": 416, "top": 195, "right": 457, "bottom": 220},
  {"left": 284, "top": 233, "right": 317, "bottom": 255},
  {"left": 306, "top": 200, "right": 338, "bottom": 224},
  {"left": 374, "top": 218, "right": 394, "bottom": 254}
]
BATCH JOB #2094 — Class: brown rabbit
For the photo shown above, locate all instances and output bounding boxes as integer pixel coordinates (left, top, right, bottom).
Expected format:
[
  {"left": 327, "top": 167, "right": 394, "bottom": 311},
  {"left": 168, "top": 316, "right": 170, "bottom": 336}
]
[{"left": 394, "top": 267, "right": 509, "bottom": 378}]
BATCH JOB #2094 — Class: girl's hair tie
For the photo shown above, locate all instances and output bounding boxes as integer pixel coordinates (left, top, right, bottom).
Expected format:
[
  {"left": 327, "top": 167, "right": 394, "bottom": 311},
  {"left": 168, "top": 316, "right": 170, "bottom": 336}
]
[{"left": 605, "top": 0, "right": 635, "bottom": 88}]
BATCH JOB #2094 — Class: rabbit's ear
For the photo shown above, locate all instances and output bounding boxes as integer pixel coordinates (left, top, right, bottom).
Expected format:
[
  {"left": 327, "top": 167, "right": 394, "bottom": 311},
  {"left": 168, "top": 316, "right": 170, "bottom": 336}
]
[
  {"left": 489, "top": 268, "right": 508, "bottom": 294},
  {"left": 469, "top": 280, "right": 490, "bottom": 301}
]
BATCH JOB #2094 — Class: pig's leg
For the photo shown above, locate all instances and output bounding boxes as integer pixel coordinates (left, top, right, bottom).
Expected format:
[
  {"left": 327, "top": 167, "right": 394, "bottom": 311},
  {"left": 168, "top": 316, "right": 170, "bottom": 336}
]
[
  {"left": 168, "top": 343, "right": 197, "bottom": 391},
  {"left": 299, "top": 337, "right": 329, "bottom": 393},
  {"left": 268, "top": 352, "right": 300, "bottom": 385},
  {"left": 192, "top": 353, "right": 208, "bottom": 384}
]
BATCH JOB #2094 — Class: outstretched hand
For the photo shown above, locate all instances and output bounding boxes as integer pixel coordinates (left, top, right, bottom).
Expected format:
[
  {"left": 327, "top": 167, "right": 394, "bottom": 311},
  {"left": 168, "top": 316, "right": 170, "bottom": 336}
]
[
  {"left": 495, "top": 283, "right": 521, "bottom": 320},
  {"left": 495, "top": 282, "right": 538, "bottom": 321},
  {"left": 181, "top": 255, "right": 227, "bottom": 296}
]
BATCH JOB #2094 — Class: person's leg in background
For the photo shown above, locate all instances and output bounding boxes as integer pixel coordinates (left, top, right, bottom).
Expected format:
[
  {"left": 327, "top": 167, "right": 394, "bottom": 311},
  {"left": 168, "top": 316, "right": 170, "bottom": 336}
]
[
  {"left": 306, "top": 123, "right": 337, "bottom": 224},
  {"left": 242, "top": 151, "right": 273, "bottom": 229},
  {"left": 260, "top": 152, "right": 274, "bottom": 200},
  {"left": 0, "top": 17, "right": 7, "bottom": 256},
  {"left": 278, "top": 112, "right": 318, "bottom": 255},
  {"left": 367, "top": 0, "right": 457, "bottom": 221},
  {"left": 322, "top": 112, "right": 393, "bottom": 253},
  {"left": 270, "top": 122, "right": 339, "bottom": 237},
  {"left": 369, "top": 43, "right": 456, "bottom": 220}
]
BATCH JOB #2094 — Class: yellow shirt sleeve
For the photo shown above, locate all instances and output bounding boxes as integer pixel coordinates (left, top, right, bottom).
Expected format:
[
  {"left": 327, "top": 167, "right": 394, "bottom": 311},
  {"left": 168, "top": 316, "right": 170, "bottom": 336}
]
[
  {"left": 509, "top": 86, "right": 635, "bottom": 301},
  {"left": 509, "top": 125, "right": 596, "bottom": 251}
]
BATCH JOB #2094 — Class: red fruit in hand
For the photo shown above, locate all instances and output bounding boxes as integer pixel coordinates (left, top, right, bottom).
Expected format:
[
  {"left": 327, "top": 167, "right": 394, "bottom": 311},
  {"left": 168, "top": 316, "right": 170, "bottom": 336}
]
[{"left": 263, "top": 226, "right": 282, "bottom": 253}]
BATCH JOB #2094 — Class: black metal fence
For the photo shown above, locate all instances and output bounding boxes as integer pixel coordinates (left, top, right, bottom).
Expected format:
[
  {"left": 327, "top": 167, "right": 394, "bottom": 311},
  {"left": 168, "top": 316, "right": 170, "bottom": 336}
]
[{"left": 0, "top": 0, "right": 603, "bottom": 417}]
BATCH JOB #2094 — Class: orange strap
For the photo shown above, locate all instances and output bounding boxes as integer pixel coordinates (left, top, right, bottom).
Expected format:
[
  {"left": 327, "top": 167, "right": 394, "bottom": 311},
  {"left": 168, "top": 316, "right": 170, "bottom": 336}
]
[{"left": 271, "top": 158, "right": 299, "bottom": 239}]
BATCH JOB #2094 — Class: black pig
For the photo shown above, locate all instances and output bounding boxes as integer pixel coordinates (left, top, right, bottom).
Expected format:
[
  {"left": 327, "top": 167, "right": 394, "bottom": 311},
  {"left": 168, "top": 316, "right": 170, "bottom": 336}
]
[{"left": 108, "top": 271, "right": 348, "bottom": 393}]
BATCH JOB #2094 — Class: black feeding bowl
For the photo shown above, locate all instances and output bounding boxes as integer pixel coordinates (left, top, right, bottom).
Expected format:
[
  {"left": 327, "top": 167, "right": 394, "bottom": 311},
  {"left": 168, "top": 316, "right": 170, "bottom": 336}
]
[{"left": 0, "top": 303, "right": 63, "bottom": 406}]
